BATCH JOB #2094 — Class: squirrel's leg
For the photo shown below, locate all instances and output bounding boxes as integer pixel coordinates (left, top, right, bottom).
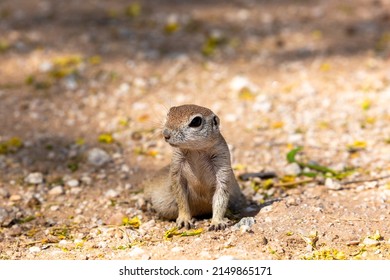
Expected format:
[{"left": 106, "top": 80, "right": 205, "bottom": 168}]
[
  {"left": 170, "top": 171, "right": 194, "bottom": 229},
  {"left": 209, "top": 180, "right": 229, "bottom": 231}
]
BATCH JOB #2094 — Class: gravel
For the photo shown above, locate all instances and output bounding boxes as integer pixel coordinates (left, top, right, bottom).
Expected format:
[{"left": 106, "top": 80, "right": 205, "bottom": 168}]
[
  {"left": 66, "top": 179, "right": 79, "bottom": 188},
  {"left": 48, "top": 186, "right": 64, "bottom": 196},
  {"left": 1, "top": 0, "right": 390, "bottom": 261},
  {"left": 87, "top": 148, "right": 111, "bottom": 167},
  {"left": 24, "top": 173, "right": 44, "bottom": 184},
  {"left": 0, "top": 208, "right": 8, "bottom": 225}
]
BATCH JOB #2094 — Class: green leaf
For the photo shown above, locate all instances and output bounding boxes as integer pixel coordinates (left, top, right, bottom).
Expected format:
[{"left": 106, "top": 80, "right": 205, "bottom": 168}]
[
  {"left": 304, "top": 162, "right": 337, "bottom": 175},
  {"left": 286, "top": 146, "right": 302, "bottom": 163},
  {"left": 67, "top": 162, "right": 79, "bottom": 172},
  {"left": 300, "top": 172, "right": 318, "bottom": 178},
  {"left": 164, "top": 227, "right": 180, "bottom": 240}
]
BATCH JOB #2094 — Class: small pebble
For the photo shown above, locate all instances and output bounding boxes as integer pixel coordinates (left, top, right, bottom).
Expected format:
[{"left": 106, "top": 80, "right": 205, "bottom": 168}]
[
  {"left": 363, "top": 237, "right": 380, "bottom": 246},
  {"left": 107, "top": 212, "right": 126, "bottom": 226},
  {"left": 50, "top": 205, "right": 59, "bottom": 211},
  {"left": 240, "top": 225, "right": 252, "bottom": 233},
  {"left": 325, "top": 178, "right": 341, "bottom": 190},
  {"left": 29, "top": 246, "right": 41, "bottom": 253},
  {"left": 9, "top": 194, "right": 22, "bottom": 202},
  {"left": 199, "top": 251, "right": 211, "bottom": 258},
  {"left": 48, "top": 186, "right": 64, "bottom": 196},
  {"left": 121, "top": 164, "right": 130, "bottom": 173},
  {"left": 171, "top": 247, "right": 184, "bottom": 253},
  {"left": 66, "top": 179, "right": 79, "bottom": 188},
  {"left": 129, "top": 247, "right": 145, "bottom": 257},
  {"left": 73, "top": 215, "right": 85, "bottom": 224},
  {"left": 0, "top": 208, "right": 9, "bottom": 225},
  {"left": 70, "top": 187, "right": 82, "bottom": 195},
  {"left": 217, "top": 255, "right": 237, "bottom": 260},
  {"left": 9, "top": 225, "right": 22, "bottom": 236},
  {"left": 140, "top": 219, "right": 156, "bottom": 231},
  {"left": 284, "top": 163, "right": 301, "bottom": 176},
  {"left": 105, "top": 189, "right": 120, "bottom": 198},
  {"left": 74, "top": 239, "right": 84, "bottom": 245},
  {"left": 81, "top": 176, "right": 92, "bottom": 185},
  {"left": 59, "top": 240, "right": 68, "bottom": 246},
  {"left": 87, "top": 148, "right": 111, "bottom": 167},
  {"left": 24, "top": 172, "right": 43, "bottom": 184},
  {"left": 233, "top": 217, "right": 255, "bottom": 230},
  {"left": 0, "top": 188, "right": 10, "bottom": 198}
]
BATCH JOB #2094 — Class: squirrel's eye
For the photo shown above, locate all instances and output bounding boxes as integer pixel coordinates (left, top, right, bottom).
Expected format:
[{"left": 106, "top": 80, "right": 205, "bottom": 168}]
[{"left": 189, "top": 116, "right": 202, "bottom": 128}]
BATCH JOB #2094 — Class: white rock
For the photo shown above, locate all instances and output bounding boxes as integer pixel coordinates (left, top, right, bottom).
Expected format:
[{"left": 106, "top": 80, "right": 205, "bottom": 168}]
[
  {"left": 59, "top": 240, "right": 68, "bottom": 246},
  {"left": 70, "top": 187, "right": 82, "bottom": 195},
  {"left": 284, "top": 163, "right": 301, "bottom": 176},
  {"left": 363, "top": 237, "right": 380, "bottom": 246},
  {"left": 81, "top": 176, "right": 92, "bottom": 185},
  {"left": 229, "top": 76, "right": 251, "bottom": 91},
  {"left": 66, "top": 179, "right": 79, "bottom": 188},
  {"left": 253, "top": 100, "right": 272, "bottom": 113},
  {"left": 105, "top": 189, "right": 120, "bottom": 198},
  {"left": 129, "top": 247, "right": 145, "bottom": 257},
  {"left": 74, "top": 239, "right": 83, "bottom": 245},
  {"left": 39, "top": 61, "right": 53, "bottom": 72},
  {"left": 225, "top": 114, "right": 238, "bottom": 123},
  {"left": 140, "top": 219, "right": 156, "bottom": 231},
  {"left": 9, "top": 195, "right": 22, "bottom": 201},
  {"left": 199, "top": 251, "right": 211, "bottom": 258},
  {"left": 29, "top": 246, "right": 41, "bottom": 253},
  {"left": 240, "top": 225, "right": 251, "bottom": 233},
  {"left": 48, "top": 186, "right": 64, "bottom": 196},
  {"left": 217, "top": 255, "right": 237, "bottom": 260},
  {"left": 325, "top": 178, "right": 341, "bottom": 190},
  {"left": 233, "top": 217, "right": 255, "bottom": 230},
  {"left": 171, "top": 247, "right": 184, "bottom": 253},
  {"left": 73, "top": 215, "right": 85, "bottom": 224},
  {"left": 132, "top": 102, "right": 147, "bottom": 110},
  {"left": 121, "top": 164, "right": 130, "bottom": 173},
  {"left": 50, "top": 205, "right": 60, "bottom": 211},
  {"left": 24, "top": 172, "right": 43, "bottom": 184},
  {"left": 64, "top": 76, "right": 78, "bottom": 90},
  {"left": 87, "top": 148, "right": 111, "bottom": 167},
  {"left": 288, "top": 133, "right": 304, "bottom": 144},
  {"left": 116, "top": 83, "right": 130, "bottom": 95}
]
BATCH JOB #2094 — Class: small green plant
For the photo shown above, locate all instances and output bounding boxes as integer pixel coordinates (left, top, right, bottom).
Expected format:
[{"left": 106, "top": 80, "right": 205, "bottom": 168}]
[{"left": 286, "top": 146, "right": 353, "bottom": 179}]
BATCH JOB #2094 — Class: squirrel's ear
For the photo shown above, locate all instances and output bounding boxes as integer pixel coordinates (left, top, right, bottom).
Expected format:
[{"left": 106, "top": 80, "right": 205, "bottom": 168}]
[{"left": 213, "top": 116, "right": 219, "bottom": 128}]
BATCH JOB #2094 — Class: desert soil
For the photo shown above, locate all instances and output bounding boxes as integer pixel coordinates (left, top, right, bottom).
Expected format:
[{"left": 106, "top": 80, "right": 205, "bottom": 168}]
[{"left": 1, "top": 0, "right": 390, "bottom": 260}]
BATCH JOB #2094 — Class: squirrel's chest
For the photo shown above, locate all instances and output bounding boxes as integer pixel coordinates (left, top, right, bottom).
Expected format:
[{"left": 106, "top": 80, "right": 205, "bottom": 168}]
[{"left": 181, "top": 155, "right": 216, "bottom": 192}]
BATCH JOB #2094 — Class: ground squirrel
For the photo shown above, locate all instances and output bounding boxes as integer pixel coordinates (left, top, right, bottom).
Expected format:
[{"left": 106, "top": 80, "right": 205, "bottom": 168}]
[{"left": 144, "top": 104, "right": 254, "bottom": 230}]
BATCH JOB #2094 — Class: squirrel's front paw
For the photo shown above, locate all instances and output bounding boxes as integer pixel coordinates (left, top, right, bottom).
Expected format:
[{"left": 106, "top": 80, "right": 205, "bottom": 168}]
[
  {"left": 176, "top": 216, "right": 194, "bottom": 229},
  {"left": 208, "top": 219, "right": 228, "bottom": 231}
]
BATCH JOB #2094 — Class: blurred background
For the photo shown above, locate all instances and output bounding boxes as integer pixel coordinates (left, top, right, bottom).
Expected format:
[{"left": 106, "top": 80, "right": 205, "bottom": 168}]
[
  {"left": 1, "top": 0, "right": 390, "bottom": 260},
  {"left": 1, "top": 0, "right": 390, "bottom": 182}
]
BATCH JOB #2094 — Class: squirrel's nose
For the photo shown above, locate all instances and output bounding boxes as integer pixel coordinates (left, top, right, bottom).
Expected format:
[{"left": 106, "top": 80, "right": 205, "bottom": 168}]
[{"left": 163, "top": 129, "right": 171, "bottom": 140}]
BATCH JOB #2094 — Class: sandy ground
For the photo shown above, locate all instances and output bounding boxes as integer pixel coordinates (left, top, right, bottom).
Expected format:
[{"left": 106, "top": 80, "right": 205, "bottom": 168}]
[{"left": 1, "top": 0, "right": 390, "bottom": 260}]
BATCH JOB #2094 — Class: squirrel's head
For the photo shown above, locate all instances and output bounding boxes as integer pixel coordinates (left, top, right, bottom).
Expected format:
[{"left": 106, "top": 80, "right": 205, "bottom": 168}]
[{"left": 163, "top": 104, "right": 221, "bottom": 150}]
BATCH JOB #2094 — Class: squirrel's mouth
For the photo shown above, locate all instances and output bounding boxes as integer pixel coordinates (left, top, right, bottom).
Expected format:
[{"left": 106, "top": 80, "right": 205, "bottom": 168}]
[{"left": 168, "top": 143, "right": 179, "bottom": 148}]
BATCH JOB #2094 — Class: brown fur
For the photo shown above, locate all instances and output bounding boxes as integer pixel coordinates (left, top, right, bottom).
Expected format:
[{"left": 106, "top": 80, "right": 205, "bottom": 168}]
[{"left": 143, "top": 104, "right": 250, "bottom": 230}]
